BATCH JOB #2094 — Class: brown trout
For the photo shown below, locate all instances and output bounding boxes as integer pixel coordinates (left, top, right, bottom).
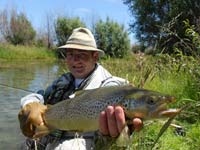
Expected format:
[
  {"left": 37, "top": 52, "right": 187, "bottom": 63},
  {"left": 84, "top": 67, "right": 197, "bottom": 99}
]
[{"left": 36, "top": 85, "right": 179, "bottom": 137}]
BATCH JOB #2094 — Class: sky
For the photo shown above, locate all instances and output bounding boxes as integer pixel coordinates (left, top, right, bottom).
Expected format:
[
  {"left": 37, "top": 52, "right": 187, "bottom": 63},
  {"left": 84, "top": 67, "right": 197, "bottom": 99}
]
[{"left": 0, "top": 0, "right": 137, "bottom": 43}]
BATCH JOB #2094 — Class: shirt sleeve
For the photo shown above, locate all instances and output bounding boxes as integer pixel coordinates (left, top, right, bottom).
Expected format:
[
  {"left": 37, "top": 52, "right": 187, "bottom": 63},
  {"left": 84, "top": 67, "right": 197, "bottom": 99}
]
[{"left": 20, "top": 93, "right": 44, "bottom": 107}]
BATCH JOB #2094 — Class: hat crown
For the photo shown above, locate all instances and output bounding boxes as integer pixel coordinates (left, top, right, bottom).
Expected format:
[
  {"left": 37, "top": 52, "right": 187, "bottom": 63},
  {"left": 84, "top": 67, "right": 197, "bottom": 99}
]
[
  {"left": 58, "top": 27, "right": 104, "bottom": 57},
  {"left": 66, "top": 28, "right": 97, "bottom": 48}
]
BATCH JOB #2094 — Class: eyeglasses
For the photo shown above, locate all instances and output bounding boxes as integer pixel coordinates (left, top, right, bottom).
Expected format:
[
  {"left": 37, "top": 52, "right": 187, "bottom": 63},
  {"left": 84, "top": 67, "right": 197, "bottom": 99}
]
[
  {"left": 62, "top": 51, "right": 92, "bottom": 61},
  {"left": 67, "top": 52, "right": 88, "bottom": 60}
]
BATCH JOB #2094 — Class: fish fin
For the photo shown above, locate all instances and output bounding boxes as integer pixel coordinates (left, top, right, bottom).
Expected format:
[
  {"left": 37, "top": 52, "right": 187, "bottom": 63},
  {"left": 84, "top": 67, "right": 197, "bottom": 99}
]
[
  {"left": 116, "top": 125, "right": 131, "bottom": 147},
  {"left": 33, "top": 125, "right": 51, "bottom": 139}
]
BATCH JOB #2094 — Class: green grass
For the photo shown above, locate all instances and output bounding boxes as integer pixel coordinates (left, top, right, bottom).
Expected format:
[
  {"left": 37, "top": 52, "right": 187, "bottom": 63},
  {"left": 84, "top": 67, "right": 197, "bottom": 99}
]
[
  {"left": 0, "top": 44, "right": 56, "bottom": 61},
  {"left": 101, "top": 54, "right": 200, "bottom": 150},
  {"left": 125, "top": 121, "right": 200, "bottom": 150}
]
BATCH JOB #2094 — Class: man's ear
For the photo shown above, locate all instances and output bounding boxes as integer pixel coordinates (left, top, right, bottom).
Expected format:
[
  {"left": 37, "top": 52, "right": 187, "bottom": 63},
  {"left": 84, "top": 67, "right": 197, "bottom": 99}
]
[{"left": 93, "top": 52, "right": 99, "bottom": 62}]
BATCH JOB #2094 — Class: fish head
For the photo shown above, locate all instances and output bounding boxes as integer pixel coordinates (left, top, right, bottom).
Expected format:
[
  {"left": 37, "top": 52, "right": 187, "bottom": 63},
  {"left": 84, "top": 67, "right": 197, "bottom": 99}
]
[{"left": 123, "top": 89, "right": 180, "bottom": 120}]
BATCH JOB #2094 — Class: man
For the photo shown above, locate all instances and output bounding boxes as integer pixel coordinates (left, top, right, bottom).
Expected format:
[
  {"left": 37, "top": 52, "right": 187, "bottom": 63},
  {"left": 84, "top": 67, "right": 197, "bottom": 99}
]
[{"left": 19, "top": 27, "right": 142, "bottom": 150}]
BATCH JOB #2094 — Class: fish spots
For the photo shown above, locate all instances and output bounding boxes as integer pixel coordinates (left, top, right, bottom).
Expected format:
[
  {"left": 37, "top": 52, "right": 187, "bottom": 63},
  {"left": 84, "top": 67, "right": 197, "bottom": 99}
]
[
  {"left": 68, "top": 95, "right": 125, "bottom": 120},
  {"left": 122, "top": 101, "right": 129, "bottom": 108},
  {"left": 44, "top": 85, "right": 177, "bottom": 132}
]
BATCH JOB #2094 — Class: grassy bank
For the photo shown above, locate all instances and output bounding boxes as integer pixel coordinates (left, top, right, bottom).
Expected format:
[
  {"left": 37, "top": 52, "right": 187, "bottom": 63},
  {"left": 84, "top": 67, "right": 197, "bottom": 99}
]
[
  {"left": 102, "top": 54, "right": 200, "bottom": 105},
  {"left": 0, "top": 44, "right": 56, "bottom": 61},
  {"left": 101, "top": 54, "right": 200, "bottom": 149}
]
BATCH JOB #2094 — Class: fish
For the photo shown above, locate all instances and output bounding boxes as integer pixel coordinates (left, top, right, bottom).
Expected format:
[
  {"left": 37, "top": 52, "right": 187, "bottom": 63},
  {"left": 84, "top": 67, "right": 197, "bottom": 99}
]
[{"left": 35, "top": 85, "right": 180, "bottom": 138}]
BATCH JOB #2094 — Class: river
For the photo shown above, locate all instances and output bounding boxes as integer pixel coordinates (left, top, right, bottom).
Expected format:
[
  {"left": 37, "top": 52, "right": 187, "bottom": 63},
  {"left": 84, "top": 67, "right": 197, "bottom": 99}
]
[{"left": 0, "top": 60, "right": 66, "bottom": 149}]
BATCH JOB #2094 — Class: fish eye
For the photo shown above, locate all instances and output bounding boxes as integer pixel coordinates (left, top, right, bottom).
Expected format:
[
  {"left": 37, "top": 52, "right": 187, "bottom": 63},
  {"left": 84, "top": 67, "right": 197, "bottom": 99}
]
[{"left": 147, "top": 97, "right": 155, "bottom": 105}]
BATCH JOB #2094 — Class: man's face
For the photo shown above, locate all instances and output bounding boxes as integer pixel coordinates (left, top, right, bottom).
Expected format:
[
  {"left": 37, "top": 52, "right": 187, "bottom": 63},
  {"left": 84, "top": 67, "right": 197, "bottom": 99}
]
[{"left": 65, "top": 49, "right": 99, "bottom": 78}]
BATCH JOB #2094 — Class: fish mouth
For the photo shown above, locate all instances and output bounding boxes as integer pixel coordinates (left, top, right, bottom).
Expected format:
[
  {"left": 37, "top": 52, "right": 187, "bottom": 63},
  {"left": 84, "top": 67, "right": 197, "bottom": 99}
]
[
  {"left": 156, "top": 96, "right": 180, "bottom": 117},
  {"left": 159, "top": 108, "right": 181, "bottom": 117}
]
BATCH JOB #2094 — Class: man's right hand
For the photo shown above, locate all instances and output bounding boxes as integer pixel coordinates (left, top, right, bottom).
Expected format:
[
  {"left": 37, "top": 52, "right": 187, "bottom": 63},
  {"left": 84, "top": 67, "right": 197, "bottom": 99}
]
[{"left": 18, "top": 102, "right": 47, "bottom": 138}]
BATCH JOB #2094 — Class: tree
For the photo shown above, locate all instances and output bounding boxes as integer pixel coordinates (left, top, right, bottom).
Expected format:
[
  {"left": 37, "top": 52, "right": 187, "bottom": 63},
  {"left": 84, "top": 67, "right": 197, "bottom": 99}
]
[
  {"left": 94, "top": 17, "right": 131, "bottom": 58},
  {"left": 36, "top": 13, "right": 56, "bottom": 49},
  {"left": 45, "top": 13, "right": 55, "bottom": 49},
  {"left": 10, "top": 12, "right": 36, "bottom": 45},
  {"left": 123, "top": 0, "right": 169, "bottom": 46},
  {"left": 123, "top": 0, "right": 200, "bottom": 55},
  {"left": 54, "top": 17, "right": 85, "bottom": 46},
  {"left": 0, "top": 8, "right": 36, "bottom": 45},
  {"left": 0, "top": 9, "right": 11, "bottom": 42}
]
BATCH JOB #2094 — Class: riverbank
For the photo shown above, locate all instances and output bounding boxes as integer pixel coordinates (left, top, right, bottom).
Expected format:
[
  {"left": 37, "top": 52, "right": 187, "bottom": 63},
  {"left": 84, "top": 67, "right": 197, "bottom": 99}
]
[{"left": 0, "top": 44, "right": 56, "bottom": 61}]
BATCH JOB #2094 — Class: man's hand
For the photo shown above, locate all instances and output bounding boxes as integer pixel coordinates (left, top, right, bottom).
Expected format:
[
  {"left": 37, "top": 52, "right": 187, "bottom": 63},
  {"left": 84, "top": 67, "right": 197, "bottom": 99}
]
[
  {"left": 18, "top": 102, "right": 47, "bottom": 138},
  {"left": 99, "top": 106, "right": 143, "bottom": 137}
]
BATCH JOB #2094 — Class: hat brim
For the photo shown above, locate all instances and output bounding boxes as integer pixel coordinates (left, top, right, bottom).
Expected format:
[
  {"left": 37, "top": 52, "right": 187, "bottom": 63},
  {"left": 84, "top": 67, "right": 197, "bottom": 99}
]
[{"left": 58, "top": 44, "right": 105, "bottom": 57}]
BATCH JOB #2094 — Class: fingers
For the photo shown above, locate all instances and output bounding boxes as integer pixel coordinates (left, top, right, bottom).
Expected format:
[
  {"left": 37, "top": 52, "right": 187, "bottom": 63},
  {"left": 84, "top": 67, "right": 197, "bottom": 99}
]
[
  {"left": 99, "top": 111, "right": 109, "bottom": 135},
  {"left": 114, "top": 106, "right": 126, "bottom": 133},
  {"left": 99, "top": 105, "right": 143, "bottom": 138},
  {"left": 106, "top": 106, "right": 119, "bottom": 137},
  {"left": 99, "top": 106, "right": 126, "bottom": 137},
  {"left": 132, "top": 118, "right": 143, "bottom": 132}
]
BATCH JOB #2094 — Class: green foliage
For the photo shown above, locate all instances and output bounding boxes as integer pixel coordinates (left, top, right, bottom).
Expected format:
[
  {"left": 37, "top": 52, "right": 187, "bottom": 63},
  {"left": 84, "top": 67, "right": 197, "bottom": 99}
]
[
  {"left": 35, "top": 38, "right": 47, "bottom": 48},
  {"left": 101, "top": 54, "right": 200, "bottom": 149},
  {"left": 0, "top": 9, "right": 36, "bottom": 45},
  {"left": 184, "top": 19, "right": 200, "bottom": 56},
  {"left": 94, "top": 17, "right": 131, "bottom": 58},
  {"left": 158, "top": 17, "right": 200, "bottom": 56},
  {"left": 0, "top": 44, "right": 56, "bottom": 60},
  {"left": 123, "top": 0, "right": 170, "bottom": 46},
  {"left": 128, "top": 122, "right": 200, "bottom": 150},
  {"left": 131, "top": 44, "right": 142, "bottom": 53},
  {"left": 55, "top": 17, "right": 85, "bottom": 46},
  {"left": 102, "top": 53, "right": 200, "bottom": 119},
  {"left": 9, "top": 13, "right": 36, "bottom": 45},
  {"left": 123, "top": 0, "right": 200, "bottom": 55}
]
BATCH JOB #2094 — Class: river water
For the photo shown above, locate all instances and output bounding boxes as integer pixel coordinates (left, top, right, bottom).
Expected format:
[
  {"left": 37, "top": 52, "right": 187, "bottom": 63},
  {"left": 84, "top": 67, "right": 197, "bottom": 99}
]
[{"left": 0, "top": 60, "right": 66, "bottom": 149}]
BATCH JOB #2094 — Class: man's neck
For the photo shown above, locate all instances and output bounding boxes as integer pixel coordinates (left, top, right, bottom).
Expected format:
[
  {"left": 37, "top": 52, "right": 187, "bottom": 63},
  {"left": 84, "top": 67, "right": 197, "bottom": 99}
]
[{"left": 75, "top": 78, "right": 84, "bottom": 88}]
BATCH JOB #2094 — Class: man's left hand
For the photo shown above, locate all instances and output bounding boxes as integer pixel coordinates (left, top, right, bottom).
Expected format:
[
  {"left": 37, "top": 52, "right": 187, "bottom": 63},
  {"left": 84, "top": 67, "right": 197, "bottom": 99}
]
[{"left": 99, "top": 106, "right": 143, "bottom": 137}]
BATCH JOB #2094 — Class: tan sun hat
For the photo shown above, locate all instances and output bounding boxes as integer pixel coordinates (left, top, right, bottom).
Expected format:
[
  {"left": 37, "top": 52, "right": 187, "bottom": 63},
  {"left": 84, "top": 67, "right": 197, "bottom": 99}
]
[{"left": 58, "top": 27, "right": 105, "bottom": 57}]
